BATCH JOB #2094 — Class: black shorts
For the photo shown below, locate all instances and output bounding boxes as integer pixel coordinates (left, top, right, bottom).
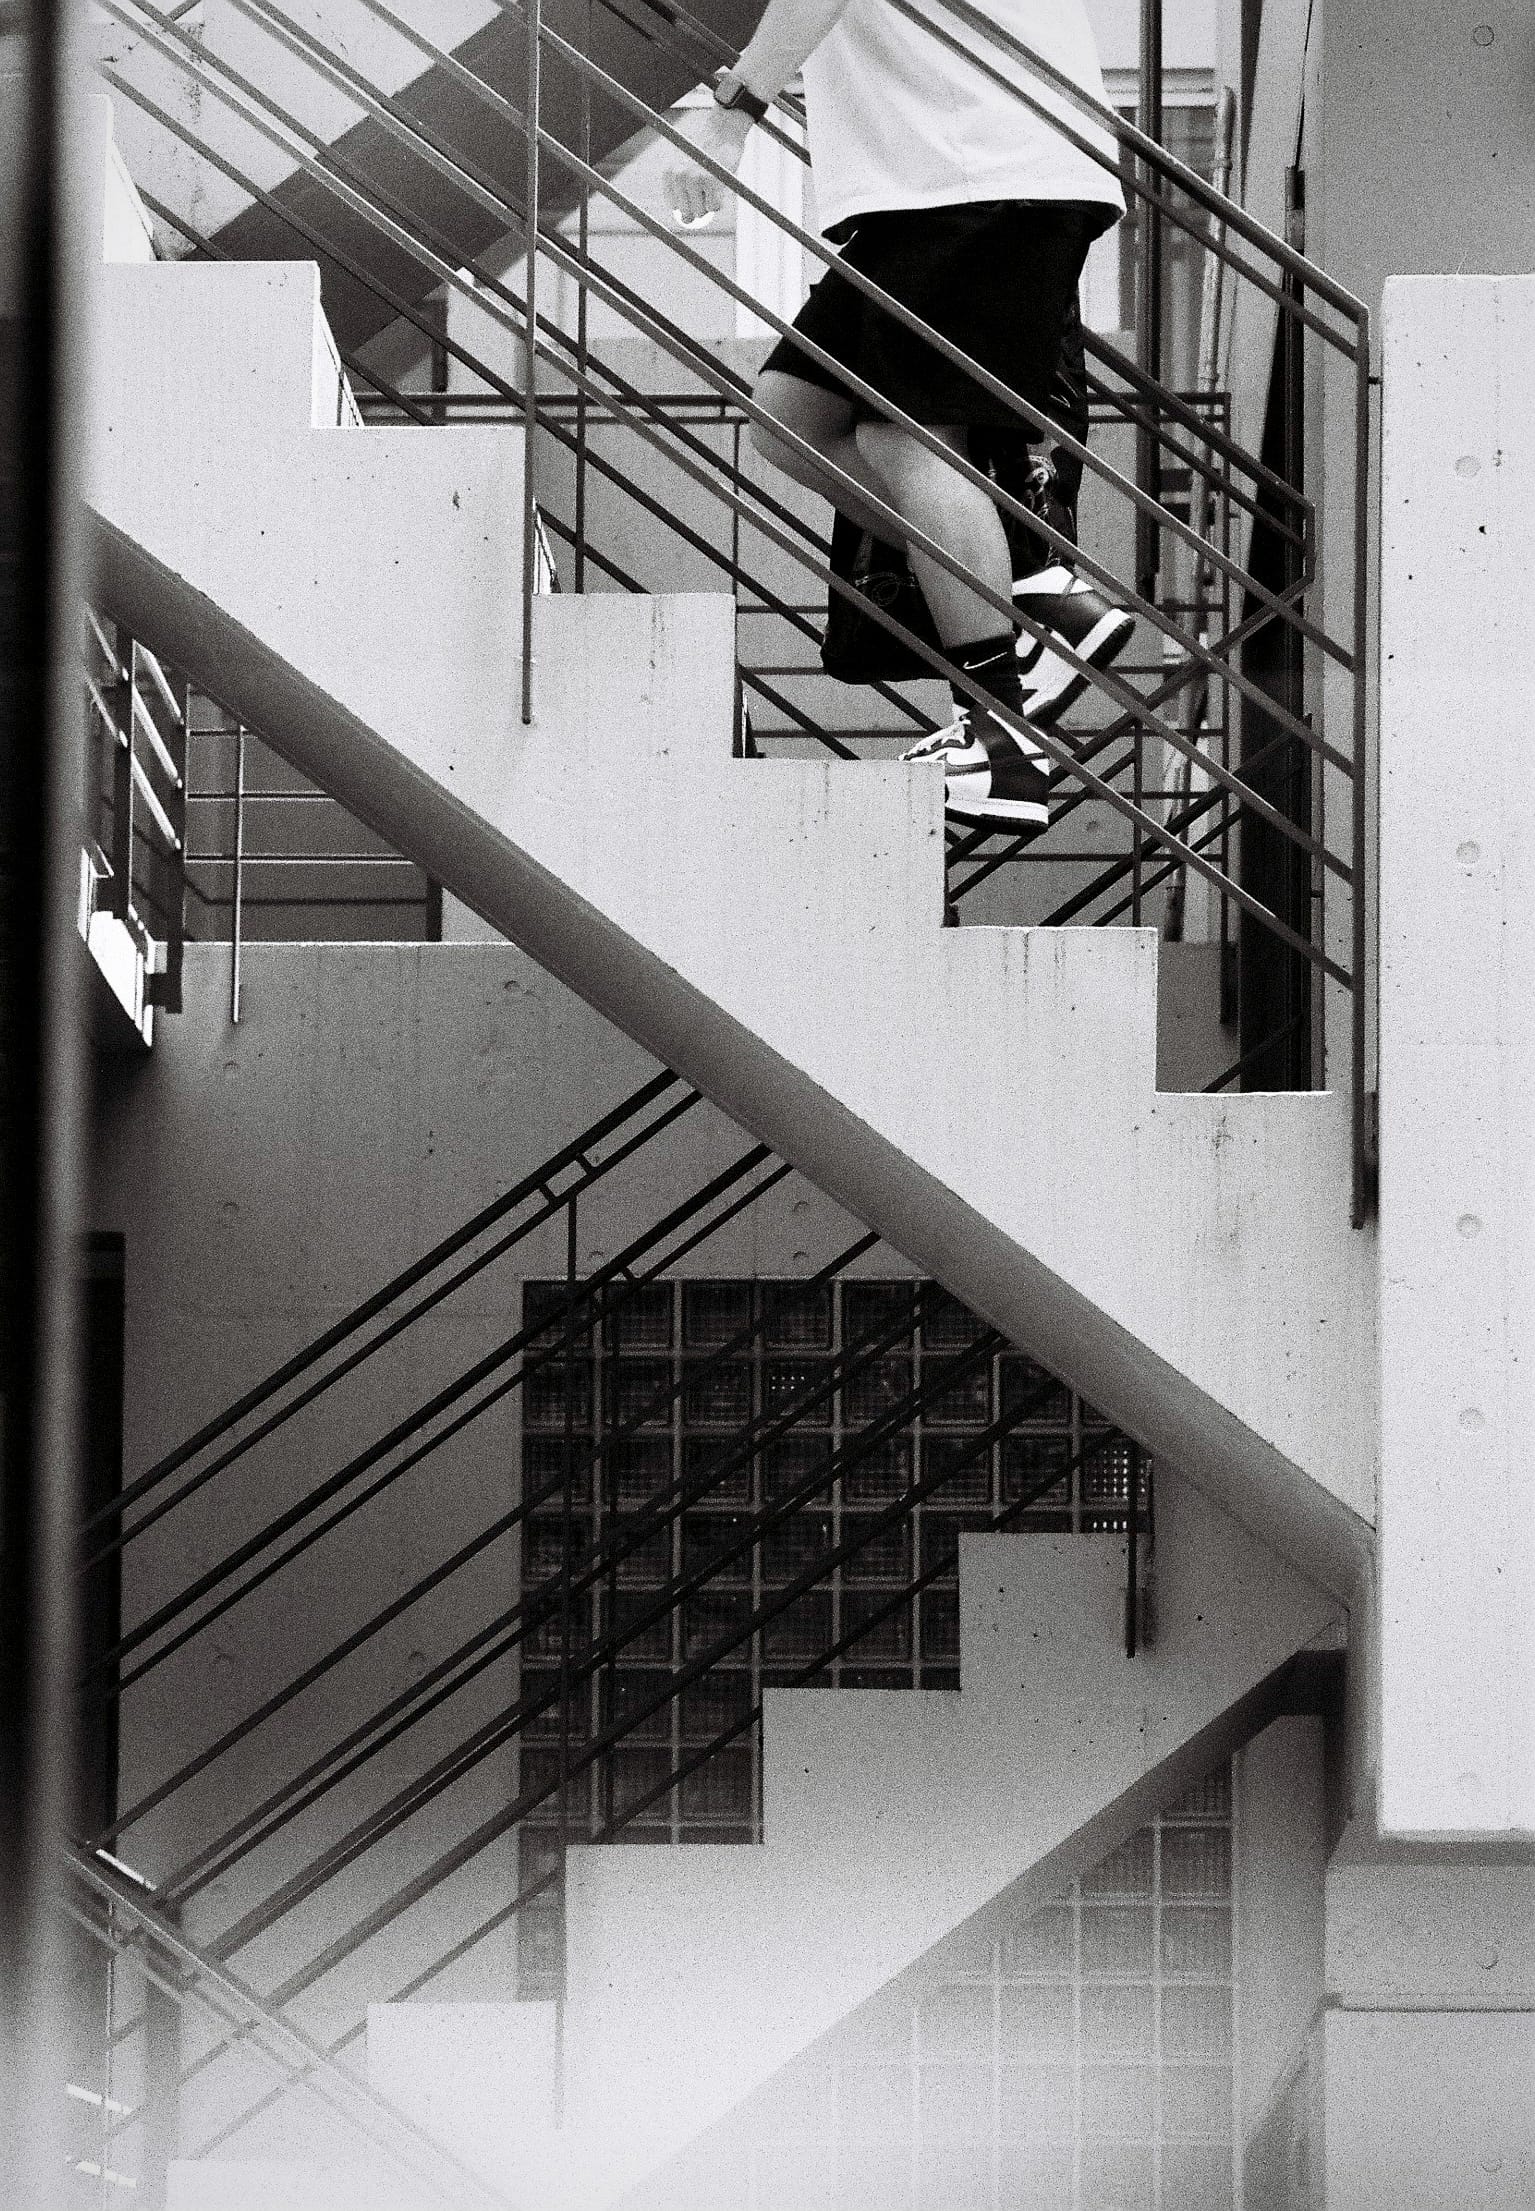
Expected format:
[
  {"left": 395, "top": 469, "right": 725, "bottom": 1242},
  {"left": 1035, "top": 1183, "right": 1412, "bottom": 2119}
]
[{"left": 760, "top": 198, "right": 1110, "bottom": 432}]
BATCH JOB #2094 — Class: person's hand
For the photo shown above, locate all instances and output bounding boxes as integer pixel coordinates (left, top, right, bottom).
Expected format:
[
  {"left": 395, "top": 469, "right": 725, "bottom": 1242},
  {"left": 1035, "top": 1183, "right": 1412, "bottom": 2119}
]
[{"left": 664, "top": 103, "right": 753, "bottom": 227}]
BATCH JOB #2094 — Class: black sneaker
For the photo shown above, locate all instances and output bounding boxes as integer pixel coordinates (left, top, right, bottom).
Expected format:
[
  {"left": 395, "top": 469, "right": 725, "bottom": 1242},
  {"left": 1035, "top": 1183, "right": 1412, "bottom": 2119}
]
[
  {"left": 1013, "top": 562, "right": 1136, "bottom": 723},
  {"left": 906, "top": 706, "right": 1052, "bottom": 833}
]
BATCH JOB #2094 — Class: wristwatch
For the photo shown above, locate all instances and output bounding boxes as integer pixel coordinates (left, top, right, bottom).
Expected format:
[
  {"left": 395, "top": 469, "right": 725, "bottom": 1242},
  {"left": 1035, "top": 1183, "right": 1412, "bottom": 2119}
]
[{"left": 712, "top": 68, "right": 769, "bottom": 122}]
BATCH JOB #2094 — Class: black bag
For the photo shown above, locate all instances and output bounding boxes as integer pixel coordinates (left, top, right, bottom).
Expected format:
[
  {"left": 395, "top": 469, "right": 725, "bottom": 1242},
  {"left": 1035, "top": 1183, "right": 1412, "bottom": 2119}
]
[
  {"left": 818, "top": 450, "right": 1079, "bottom": 687},
  {"left": 820, "top": 511, "right": 941, "bottom": 686}
]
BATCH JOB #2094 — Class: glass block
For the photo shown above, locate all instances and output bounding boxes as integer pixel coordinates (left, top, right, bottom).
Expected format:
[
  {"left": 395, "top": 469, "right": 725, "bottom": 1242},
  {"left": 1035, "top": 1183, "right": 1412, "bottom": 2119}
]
[
  {"left": 1160, "top": 1906, "right": 1232, "bottom": 1978},
  {"left": 1001, "top": 1434, "right": 1072, "bottom": 1510},
  {"left": 843, "top": 1356, "right": 915, "bottom": 1427},
  {"left": 997, "top": 1986, "right": 1073, "bottom": 2062},
  {"left": 921, "top": 1365, "right": 992, "bottom": 1429},
  {"left": 1000, "top": 1905, "right": 1073, "bottom": 1980},
  {"left": 606, "top": 1434, "right": 673, "bottom": 1509},
  {"left": 1161, "top": 1984, "right": 1232, "bottom": 2061},
  {"left": 1081, "top": 1436, "right": 1137, "bottom": 1509},
  {"left": 1160, "top": 1826, "right": 1232, "bottom": 1900},
  {"left": 523, "top": 1513, "right": 592, "bottom": 1583},
  {"left": 1079, "top": 2140, "right": 1154, "bottom": 2209},
  {"left": 837, "top": 2141, "right": 913, "bottom": 2211},
  {"left": 523, "top": 1433, "right": 595, "bottom": 1508},
  {"left": 762, "top": 1280, "right": 833, "bottom": 1349},
  {"left": 519, "top": 1668, "right": 565, "bottom": 1737},
  {"left": 999, "top": 1355, "right": 1070, "bottom": 1425},
  {"left": 605, "top": 1587, "right": 670, "bottom": 1661},
  {"left": 762, "top": 1591, "right": 833, "bottom": 1663},
  {"left": 682, "top": 1513, "right": 752, "bottom": 1583},
  {"left": 756, "top": 2053, "right": 834, "bottom": 2142},
  {"left": 763, "top": 1357, "right": 834, "bottom": 1425},
  {"left": 683, "top": 1280, "right": 752, "bottom": 1348},
  {"left": 517, "top": 1826, "right": 564, "bottom": 1889},
  {"left": 1159, "top": 2143, "right": 1235, "bottom": 2209},
  {"left": 679, "top": 1743, "right": 753, "bottom": 1824},
  {"left": 683, "top": 1587, "right": 753, "bottom": 1659},
  {"left": 998, "top": 2141, "right": 1074, "bottom": 2204},
  {"left": 520, "top": 1749, "right": 591, "bottom": 1824},
  {"left": 915, "top": 2138, "right": 991, "bottom": 2208},
  {"left": 523, "top": 1357, "right": 594, "bottom": 1430},
  {"left": 1082, "top": 1827, "right": 1154, "bottom": 1899},
  {"left": 838, "top": 2060, "right": 913, "bottom": 2145},
  {"left": 841, "top": 1590, "right": 912, "bottom": 1661},
  {"left": 840, "top": 1997, "right": 911, "bottom": 2057},
  {"left": 524, "top": 1280, "right": 592, "bottom": 1349},
  {"left": 528, "top": 1593, "right": 592, "bottom": 1657},
  {"left": 843, "top": 1438, "right": 914, "bottom": 1505},
  {"left": 608, "top": 1517, "right": 672, "bottom": 1588},
  {"left": 1081, "top": 1982, "right": 1153, "bottom": 2061},
  {"left": 919, "top": 1512, "right": 990, "bottom": 1583},
  {"left": 920, "top": 1288, "right": 987, "bottom": 1350},
  {"left": 1164, "top": 1764, "right": 1232, "bottom": 1821},
  {"left": 600, "top": 1666, "right": 674, "bottom": 1740},
  {"left": 920, "top": 1435, "right": 992, "bottom": 1505},
  {"left": 842, "top": 1514, "right": 913, "bottom": 1583},
  {"left": 751, "top": 2145, "right": 835, "bottom": 2211},
  {"left": 608, "top": 1282, "right": 674, "bottom": 1351},
  {"left": 1161, "top": 2064, "right": 1232, "bottom": 2143},
  {"left": 607, "top": 1357, "right": 674, "bottom": 1429},
  {"left": 841, "top": 1666, "right": 914, "bottom": 1690},
  {"left": 920, "top": 1589, "right": 960, "bottom": 1662},
  {"left": 608, "top": 1745, "right": 674, "bottom": 1824},
  {"left": 762, "top": 1510, "right": 834, "bottom": 1582},
  {"left": 1080, "top": 2064, "right": 1155, "bottom": 2142},
  {"left": 1079, "top": 1905, "right": 1153, "bottom": 1976},
  {"left": 918, "top": 1983, "right": 992, "bottom": 2061},
  {"left": 682, "top": 1432, "right": 750, "bottom": 1506},
  {"left": 996, "top": 2067, "right": 1075, "bottom": 2144},
  {"left": 683, "top": 1359, "right": 753, "bottom": 1427},
  {"left": 679, "top": 1671, "right": 753, "bottom": 1740},
  {"left": 842, "top": 1280, "right": 916, "bottom": 1351},
  {"left": 761, "top": 1435, "right": 835, "bottom": 1502}
]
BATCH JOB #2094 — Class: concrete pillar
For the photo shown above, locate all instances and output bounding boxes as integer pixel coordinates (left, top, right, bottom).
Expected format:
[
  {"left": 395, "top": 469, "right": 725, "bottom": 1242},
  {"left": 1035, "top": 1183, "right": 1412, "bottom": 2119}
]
[
  {"left": 1377, "top": 275, "right": 1535, "bottom": 1839},
  {"left": 1319, "top": 1824, "right": 1535, "bottom": 2206}
]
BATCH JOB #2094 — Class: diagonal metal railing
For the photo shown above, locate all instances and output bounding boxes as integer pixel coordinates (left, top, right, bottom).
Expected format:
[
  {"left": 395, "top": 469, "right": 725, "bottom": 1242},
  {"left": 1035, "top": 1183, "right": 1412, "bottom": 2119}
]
[{"left": 93, "top": 0, "right": 1374, "bottom": 1217}]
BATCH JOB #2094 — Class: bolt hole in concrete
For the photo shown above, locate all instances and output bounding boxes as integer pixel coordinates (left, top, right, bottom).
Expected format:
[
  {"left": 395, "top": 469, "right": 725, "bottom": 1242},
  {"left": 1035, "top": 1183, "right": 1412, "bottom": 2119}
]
[
  {"left": 1456, "top": 454, "right": 1483, "bottom": 477},
  {"left": 1457, "top": 840, "right": 1481, "bottom": 866},
  {"left": 1459, "top": 1408, "right": 1486, "bottom": 1432},
  {"left": 1458, "top": 1214, "right": 1483, "bottom": 1239},
  {"left": 1473, "top": 22, "right": 1496, "bottom": 43}
]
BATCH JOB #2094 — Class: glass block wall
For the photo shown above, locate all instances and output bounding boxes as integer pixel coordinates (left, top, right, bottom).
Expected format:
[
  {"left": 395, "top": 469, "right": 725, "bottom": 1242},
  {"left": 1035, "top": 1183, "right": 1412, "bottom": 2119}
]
[
  {"left": 726, "top": 1765, "right": 1239, "bottom": 2211},
  {"left": 515, "top": 1278, "right": 1149, "bottom": 1999}
]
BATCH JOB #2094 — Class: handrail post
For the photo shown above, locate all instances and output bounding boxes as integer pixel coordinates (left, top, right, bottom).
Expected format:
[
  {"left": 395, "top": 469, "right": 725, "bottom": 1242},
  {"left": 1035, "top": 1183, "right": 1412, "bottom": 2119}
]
[
  {"left": 229, "top": 723, "right": 246, "bottom": 1026},
  {"left": 1135, "top": 0, "right": 1164, "bottom": 604},
  {"left": 554, "top": 1185, "right": 577, "bottom": 2120},
  {"left": 520, "top": 0, "right": 542, "bottom": 722}
]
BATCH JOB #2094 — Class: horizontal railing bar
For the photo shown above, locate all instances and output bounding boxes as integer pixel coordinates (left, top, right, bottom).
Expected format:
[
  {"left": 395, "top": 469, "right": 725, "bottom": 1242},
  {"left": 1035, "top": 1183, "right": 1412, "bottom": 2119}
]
[
  {"left": 129, "top": 748, "right": 180, "bottom": 851},
  {"left": 129, "top": 679, "right": 185, "bottom": 788}
]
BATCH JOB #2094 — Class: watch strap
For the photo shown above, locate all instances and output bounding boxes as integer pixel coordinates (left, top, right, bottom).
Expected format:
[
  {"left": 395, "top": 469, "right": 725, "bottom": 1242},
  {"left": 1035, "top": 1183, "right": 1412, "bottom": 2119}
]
[{"left": 712, "top": 69, "right": 769, "bottom": 122}]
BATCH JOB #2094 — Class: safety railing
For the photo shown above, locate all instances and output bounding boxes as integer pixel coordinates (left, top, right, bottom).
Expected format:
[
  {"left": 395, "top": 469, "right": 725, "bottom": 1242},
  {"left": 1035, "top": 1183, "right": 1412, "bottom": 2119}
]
[
  {"left": 82, "top": 613, "right": 190, "bottom": 1022},
  {"left": 79, "top": 1058, "right": 1150, "bottom": 2169},
  {"left": 93, "top": 0, "right": 1374, "bottom": 1215}
]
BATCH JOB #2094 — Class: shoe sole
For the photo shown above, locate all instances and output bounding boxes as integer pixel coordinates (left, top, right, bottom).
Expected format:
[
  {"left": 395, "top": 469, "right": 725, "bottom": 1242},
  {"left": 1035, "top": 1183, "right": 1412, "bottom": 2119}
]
[
  {"left": 944, "top": 792, "right": 1051, "bottom": 830},
  {"left": 1023, "top": 608, "right": 1137, "bottom": 725}
]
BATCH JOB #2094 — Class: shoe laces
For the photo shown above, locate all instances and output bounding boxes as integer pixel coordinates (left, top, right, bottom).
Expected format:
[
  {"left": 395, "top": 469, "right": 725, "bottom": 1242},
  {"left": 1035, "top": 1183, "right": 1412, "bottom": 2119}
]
[{"left": 901, "top": 710, "right": 972, "bottom": 762}]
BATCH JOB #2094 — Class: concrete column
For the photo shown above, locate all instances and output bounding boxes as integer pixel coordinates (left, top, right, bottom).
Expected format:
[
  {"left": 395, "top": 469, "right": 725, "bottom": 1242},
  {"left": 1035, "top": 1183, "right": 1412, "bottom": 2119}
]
[
  {"left": 1320, "top": 1824, "right": 1535, "bottom": 2206},
  {"left": 1377, "top": 275, "right": 1535, "bottom": 1839}
]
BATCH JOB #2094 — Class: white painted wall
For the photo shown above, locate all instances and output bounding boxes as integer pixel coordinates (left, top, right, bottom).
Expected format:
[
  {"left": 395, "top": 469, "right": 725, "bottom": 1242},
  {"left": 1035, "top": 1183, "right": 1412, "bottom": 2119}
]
[{"left": 1378, "top": 276, "right": 1535, "bottom": 1840}]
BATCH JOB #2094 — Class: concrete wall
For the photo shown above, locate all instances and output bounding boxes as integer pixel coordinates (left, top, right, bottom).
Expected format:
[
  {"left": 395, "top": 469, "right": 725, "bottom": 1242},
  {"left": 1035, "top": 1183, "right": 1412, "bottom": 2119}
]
[{"left": 1377, "top": 276, "right": 1535, "bottom": 1840}]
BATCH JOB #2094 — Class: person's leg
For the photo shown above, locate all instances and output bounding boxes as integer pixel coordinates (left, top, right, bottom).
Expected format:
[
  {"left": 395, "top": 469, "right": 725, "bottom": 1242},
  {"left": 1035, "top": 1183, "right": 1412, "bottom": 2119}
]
[
  {"left": 749, "top": 370, "right": 896, "bottom": 542},
  {"left": 854, "top": 418, "right": 1013, "bottom": 649}
]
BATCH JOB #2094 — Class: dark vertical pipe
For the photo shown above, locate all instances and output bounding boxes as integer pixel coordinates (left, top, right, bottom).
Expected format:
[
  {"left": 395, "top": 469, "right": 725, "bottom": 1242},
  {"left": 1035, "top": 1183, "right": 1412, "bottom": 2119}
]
[
  {"left": 1135, "top": 0, "right": 1164, "bottom": 603},
  {"left": 0, "top": 3, "right": 90, "bottom": 2204}
]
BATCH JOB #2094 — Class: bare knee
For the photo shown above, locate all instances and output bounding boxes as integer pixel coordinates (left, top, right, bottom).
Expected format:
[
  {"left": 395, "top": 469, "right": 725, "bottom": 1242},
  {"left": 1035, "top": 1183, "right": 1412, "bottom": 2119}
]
[{"left": 751, "top": 370, "right": 854, "bottom": 475}]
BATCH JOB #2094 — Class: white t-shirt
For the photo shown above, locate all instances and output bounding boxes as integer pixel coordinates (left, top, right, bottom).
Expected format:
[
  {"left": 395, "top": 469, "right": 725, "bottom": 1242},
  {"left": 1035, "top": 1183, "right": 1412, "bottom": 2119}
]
[{"left": 800, "top": 0, "right": 1126, "bottom": 235}]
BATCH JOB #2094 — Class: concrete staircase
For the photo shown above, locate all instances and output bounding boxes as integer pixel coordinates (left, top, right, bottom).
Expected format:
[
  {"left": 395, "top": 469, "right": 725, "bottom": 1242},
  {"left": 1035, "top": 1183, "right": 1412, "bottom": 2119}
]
[
  {"left": 166, "top": 1480, "right": 1340, "bottom": 2208},
  {"left": 80, "top": 117, "right": 1372, "bottom": 2209}
]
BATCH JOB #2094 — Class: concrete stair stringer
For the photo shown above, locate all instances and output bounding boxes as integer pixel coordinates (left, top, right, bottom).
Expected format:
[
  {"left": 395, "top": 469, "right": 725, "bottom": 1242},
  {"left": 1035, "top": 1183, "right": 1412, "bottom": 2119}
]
[{"left": 88, "top": 255, "right": 1378, "bottom": 1602}]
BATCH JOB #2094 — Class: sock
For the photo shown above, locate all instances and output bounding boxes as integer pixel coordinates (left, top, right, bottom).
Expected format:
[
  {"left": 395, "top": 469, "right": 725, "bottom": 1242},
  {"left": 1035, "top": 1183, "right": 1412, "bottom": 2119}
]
[{"left": 949, "top": 633, "right": 1024, "bottom": 721}]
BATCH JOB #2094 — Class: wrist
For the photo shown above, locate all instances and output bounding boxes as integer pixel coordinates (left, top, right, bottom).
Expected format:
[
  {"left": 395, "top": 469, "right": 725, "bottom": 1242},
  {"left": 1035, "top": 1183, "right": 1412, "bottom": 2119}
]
[{"left": 714, "top": 61, "right": 774, "bottom": 115}]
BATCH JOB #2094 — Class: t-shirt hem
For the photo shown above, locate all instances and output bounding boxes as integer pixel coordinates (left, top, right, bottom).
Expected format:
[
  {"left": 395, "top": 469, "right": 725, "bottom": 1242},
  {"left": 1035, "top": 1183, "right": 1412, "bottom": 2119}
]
[{"left": 816, "top": 177, "right": 1126, "bottom": 238}]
